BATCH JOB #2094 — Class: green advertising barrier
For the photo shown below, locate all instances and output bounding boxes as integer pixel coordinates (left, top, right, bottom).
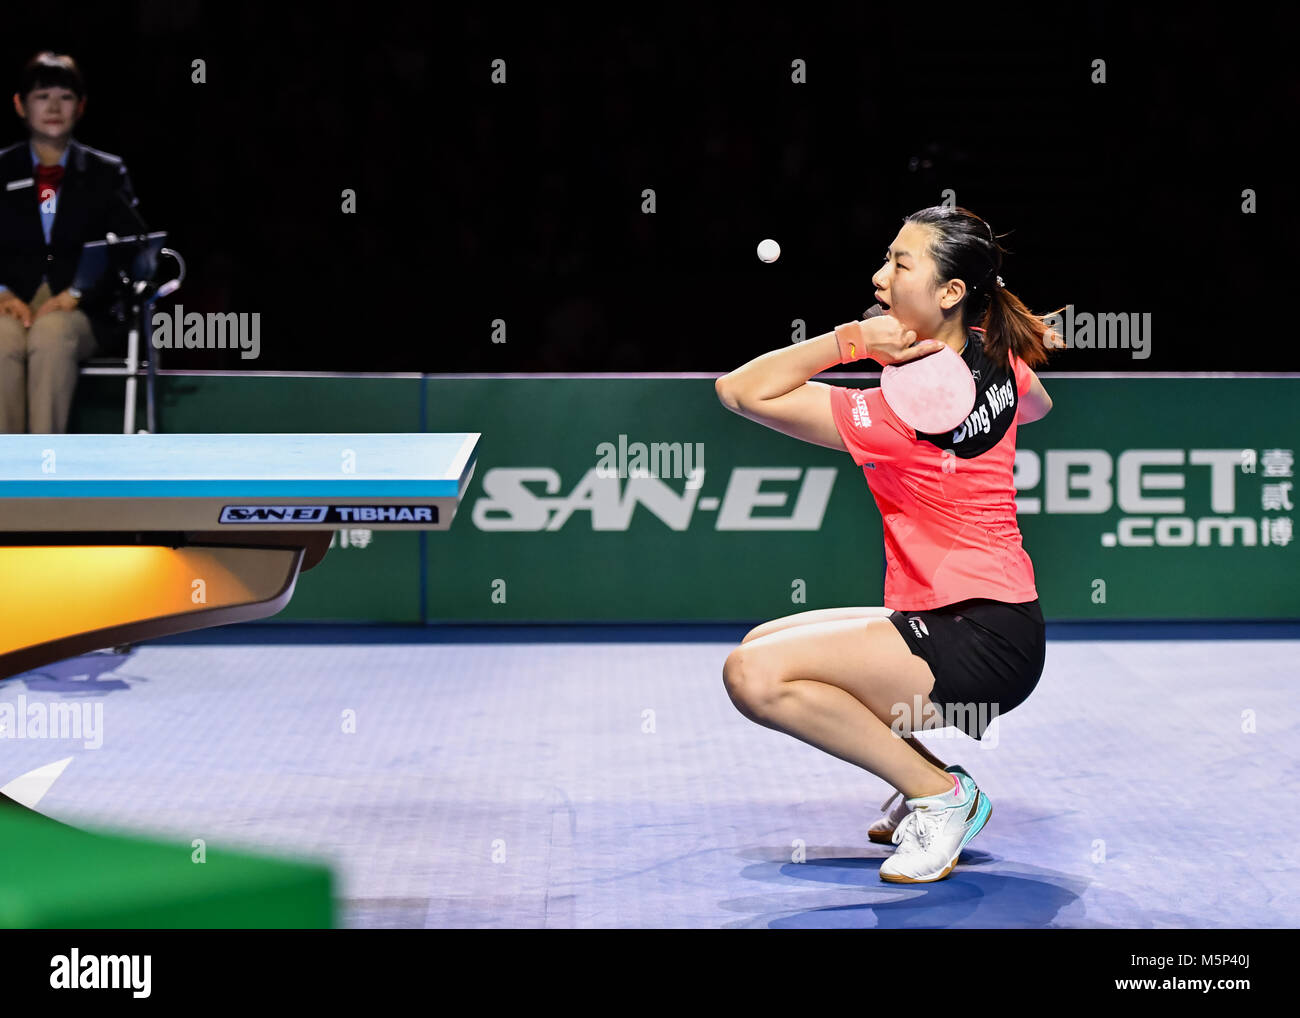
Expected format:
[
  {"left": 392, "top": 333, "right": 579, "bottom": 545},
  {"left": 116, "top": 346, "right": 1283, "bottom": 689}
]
[
  {"left": 423, "top": 376, "right": 1298, "bottom": 622},
  {"left": 1012, "top": 376, "right": 1297, "bottom": 619},
  {"left": 68, "top": 372, "right": 1299, "bottom": 622},
  {"left": 424, "top": 377, "right": 882, "bottom": 621}
]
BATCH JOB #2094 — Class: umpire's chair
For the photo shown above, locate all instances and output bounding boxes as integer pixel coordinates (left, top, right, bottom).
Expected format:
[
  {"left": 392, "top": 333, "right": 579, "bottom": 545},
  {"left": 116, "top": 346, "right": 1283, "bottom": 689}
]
[{"left": 77, "top": 240, "right": 185, "bottom": 434}]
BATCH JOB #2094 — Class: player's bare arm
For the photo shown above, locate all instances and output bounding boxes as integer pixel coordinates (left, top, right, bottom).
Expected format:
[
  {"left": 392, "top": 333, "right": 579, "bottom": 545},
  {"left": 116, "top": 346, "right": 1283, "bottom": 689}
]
[
  {"left": 1017, "top": 371, "right": 1052, "bottom": 424},
  {"left": 715, "top": 315, "right": 941, "bottom": 451}
]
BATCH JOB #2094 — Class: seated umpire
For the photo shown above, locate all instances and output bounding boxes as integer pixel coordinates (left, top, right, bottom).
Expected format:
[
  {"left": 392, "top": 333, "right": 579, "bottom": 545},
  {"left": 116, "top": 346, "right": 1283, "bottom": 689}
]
[{"left": 0, "top": 51, "right": 144, "bottom": 433}]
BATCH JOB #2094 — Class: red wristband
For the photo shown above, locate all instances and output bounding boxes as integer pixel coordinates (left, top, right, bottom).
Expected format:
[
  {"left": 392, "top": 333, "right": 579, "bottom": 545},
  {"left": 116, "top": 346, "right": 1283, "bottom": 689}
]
[{"left": 834, "top": 320, "right": 867, "bottom": 363}]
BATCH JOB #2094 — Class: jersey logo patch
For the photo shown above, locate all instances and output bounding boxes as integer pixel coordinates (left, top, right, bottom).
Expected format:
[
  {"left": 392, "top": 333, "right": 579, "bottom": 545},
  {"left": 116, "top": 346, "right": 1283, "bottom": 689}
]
[{"left": 850, "top": 390, "right": 872, "bottom": 429}]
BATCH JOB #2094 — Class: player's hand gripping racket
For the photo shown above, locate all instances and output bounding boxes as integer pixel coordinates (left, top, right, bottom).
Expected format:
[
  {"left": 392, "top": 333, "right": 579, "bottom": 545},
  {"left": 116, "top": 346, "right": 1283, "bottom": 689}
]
[{"left": 862, "top": 304, "right": 977, "bottom": 433}]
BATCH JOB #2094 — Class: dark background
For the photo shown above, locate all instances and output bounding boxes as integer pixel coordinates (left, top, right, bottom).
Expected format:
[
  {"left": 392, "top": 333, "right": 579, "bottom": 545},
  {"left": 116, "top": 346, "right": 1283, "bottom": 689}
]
[{"left": 2, "top": 1, "right": 1293, "bottom": 371}]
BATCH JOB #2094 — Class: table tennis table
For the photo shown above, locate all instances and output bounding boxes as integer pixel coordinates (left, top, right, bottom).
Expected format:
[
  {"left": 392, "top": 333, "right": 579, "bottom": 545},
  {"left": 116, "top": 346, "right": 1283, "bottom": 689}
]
[{"left": 0, "top": 433, "right": 479, "bottom": 687}]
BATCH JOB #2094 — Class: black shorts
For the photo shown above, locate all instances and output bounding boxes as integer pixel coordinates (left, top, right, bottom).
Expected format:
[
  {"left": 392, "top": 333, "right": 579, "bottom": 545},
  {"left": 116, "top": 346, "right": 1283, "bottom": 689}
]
[{"left": 888, "top": 598, "right": 1045, "bottom": 740}]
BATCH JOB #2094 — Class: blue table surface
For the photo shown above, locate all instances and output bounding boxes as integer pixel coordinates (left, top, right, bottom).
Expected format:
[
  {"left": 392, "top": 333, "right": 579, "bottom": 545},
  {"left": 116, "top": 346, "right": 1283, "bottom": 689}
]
[{"left": 0, "top": 433, "right": 479, "bottom": 498}]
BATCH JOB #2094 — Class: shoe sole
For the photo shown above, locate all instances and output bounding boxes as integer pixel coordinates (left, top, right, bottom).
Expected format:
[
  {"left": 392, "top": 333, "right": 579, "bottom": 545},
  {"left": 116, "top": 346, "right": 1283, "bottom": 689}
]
[{"left": 878, "top": 795, "right": 993, "bottom": 884}]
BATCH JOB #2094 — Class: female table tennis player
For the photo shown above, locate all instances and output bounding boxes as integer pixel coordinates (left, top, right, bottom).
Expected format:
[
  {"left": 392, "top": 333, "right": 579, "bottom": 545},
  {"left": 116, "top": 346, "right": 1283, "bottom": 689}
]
[{"left": 715, "top": 206, "right": 1062, "bottom": 882}]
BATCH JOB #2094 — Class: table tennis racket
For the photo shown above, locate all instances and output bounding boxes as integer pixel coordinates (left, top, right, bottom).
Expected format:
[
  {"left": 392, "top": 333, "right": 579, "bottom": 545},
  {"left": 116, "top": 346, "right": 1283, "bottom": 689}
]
[{"left": 862, "top": 304, "right": 977, "bottom": 433}]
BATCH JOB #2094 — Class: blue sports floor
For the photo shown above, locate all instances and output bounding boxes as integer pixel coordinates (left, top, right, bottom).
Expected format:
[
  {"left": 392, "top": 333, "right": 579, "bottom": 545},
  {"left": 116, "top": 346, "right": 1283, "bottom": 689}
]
[{"left": 3, "top": 623, "right": 1297, "bottom": 928}]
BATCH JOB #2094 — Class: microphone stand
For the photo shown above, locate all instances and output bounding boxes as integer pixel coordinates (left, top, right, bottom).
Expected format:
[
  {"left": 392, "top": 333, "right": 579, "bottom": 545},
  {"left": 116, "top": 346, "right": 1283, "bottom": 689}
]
[{"left": 111, "top": 190, "right": 159, "bottom": 433}]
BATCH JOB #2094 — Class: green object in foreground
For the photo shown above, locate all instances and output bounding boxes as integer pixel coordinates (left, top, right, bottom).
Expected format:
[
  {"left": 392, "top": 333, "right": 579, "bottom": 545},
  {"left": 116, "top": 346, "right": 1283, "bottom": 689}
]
[{"left": 0, "top": 809, "right": 333, "bottom": 929}]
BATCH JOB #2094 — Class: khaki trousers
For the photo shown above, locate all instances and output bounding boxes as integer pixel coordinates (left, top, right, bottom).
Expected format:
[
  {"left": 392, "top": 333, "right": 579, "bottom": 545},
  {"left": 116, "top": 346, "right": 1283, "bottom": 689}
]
[{"left": 0, "top": 281, "right": 98, "bottom": 433}]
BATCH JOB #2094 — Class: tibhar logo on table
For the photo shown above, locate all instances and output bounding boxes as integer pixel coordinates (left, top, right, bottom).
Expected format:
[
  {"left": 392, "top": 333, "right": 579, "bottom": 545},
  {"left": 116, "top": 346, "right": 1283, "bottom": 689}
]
[
  {"left": 0, "top": 695, "right": 102, "bottom": 749},
  {"left": 50, "top": 949, "right": 150, "bottom": 998},
  {"left": 219, "top": 505, "right": 437, "bottom": 524},
  {"left": 151, "top": 303, "right": 260, "bottom": 360}
]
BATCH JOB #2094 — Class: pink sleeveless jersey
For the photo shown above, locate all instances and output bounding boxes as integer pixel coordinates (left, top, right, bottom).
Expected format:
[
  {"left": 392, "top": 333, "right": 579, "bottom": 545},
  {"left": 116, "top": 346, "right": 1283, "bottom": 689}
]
[{"left": 828, "top": 330, "right": 1039, "bottom": 611}]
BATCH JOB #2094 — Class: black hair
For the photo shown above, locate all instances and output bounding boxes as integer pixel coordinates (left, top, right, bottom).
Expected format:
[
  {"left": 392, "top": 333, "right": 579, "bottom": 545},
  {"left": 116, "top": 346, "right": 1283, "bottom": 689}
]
[
  {"left": 18, "top": 51, "right": 85, "bottom": 99},
  {"left": 904, "top": 205, "right": 1065, "bottom": 372}
]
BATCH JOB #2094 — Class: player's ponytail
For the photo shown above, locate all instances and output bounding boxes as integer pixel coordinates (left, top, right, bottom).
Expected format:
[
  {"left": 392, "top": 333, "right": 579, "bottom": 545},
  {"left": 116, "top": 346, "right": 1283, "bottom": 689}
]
[{"left": 904, "top": 205, "right": 1065, "bottom": 373}]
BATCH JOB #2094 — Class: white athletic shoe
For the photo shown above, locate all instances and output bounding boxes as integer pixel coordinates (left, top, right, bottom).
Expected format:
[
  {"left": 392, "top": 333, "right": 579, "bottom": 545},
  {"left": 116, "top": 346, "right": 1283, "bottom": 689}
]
[
  {"left": 868, "top": 764, "right": 969, "bottom": 845},
  {"left": 878, "top": 770, "right": 991, "bottom": 883}
]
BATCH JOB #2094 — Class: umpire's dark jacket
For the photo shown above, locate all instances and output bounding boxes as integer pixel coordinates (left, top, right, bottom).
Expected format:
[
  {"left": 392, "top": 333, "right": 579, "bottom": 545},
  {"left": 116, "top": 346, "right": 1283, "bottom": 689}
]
[{"left": 0, "top": 138, "right": 142, "bottom": 348}]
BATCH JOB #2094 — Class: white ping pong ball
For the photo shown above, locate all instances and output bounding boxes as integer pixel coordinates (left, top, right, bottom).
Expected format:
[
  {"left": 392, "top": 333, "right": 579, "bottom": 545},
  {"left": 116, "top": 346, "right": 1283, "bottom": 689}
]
[{"left": 757, "top": 238, "right": 781, "bottom": 263}]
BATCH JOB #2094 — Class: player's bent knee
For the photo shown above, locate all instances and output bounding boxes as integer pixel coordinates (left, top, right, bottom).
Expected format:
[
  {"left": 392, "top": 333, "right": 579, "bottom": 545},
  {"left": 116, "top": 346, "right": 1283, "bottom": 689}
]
[
  {"left": 722, "top": 646, "right": 744, "bottom": 699},
  {"left": 722, "top": 646, "right": 782, "bottom": 720}
]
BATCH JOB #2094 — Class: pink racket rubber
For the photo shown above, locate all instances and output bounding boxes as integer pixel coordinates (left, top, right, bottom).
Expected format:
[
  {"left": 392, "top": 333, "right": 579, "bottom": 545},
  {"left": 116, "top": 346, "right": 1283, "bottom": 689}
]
[{"left": 879, "top": 342, "right": 976, "bottom": 433}]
